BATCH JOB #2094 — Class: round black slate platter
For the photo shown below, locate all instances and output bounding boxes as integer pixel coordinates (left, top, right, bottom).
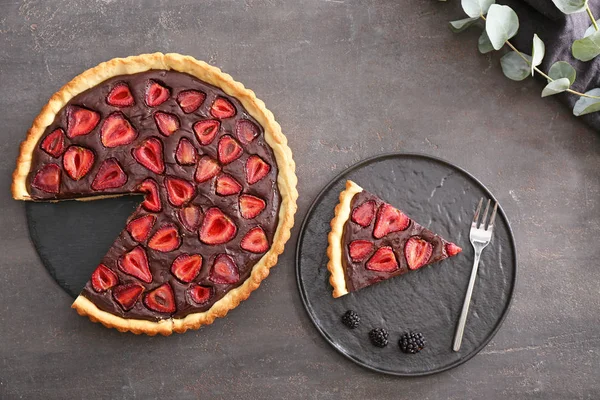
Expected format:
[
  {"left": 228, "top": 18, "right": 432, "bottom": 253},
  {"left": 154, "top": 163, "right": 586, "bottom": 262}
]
[
  {"left": 295, "top": 153, "right": 517, "bottom": 376},
  {"left": 26, "top": 196, "right": 142, "bottom": 299}
]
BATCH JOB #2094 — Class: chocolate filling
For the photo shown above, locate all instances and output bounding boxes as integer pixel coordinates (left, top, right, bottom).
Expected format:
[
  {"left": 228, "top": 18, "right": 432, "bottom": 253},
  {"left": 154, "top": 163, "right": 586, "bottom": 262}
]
[
  {"left": 341, "top": 190, "right": 449, "bottom": 293},
  {"left": 26, "top": 70, "right": 280, "bottom": 320}
]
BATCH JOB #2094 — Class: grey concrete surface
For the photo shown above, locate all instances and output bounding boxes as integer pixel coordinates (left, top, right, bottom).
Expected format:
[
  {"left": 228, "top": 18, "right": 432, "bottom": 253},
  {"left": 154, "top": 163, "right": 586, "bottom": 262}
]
[{"left": 1, "top": 0, "right": 599, "bottom": 399}]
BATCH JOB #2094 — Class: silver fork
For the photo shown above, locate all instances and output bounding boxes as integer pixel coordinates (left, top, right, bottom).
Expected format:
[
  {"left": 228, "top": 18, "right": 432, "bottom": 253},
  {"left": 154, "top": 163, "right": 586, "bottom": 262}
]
[{"left": 453, "top": 198, "right": 498, "bottom": 352}]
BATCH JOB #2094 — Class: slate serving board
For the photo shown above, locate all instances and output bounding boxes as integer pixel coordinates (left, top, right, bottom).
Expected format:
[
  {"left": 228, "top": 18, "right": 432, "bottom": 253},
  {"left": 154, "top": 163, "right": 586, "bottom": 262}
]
[
  {"left": 295, "top": 153, "right": 517, "bottom": 376},
  {"left": 27, "top": 196, "right": 141, "bottom": 298}
]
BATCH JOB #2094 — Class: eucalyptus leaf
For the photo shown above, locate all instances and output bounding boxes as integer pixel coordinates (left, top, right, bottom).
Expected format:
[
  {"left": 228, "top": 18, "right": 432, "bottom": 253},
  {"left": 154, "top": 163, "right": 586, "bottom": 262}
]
[
  {"left": 541, "top": 78, "right": 571, "bottom": 97},
  {"left": 573, "top": 88, "right": 600, "bottom": 115},
  {"left": 478, "top": 31, "right": 495, "bottom": 53},
  {"left": 531, "top": 34, "right": 545, "bottom": 76},
  {"left": 584, "top": 19, "right": 600, "bottom": 37},
  {"left": 548, "top": 61, "right": 577, "bottom": 85},
  {"left": 572, "top": 30, "right": 600, "bottom": 61},
  {"left": 449, "top": 17, "right": 479, "bottom": 33},
  {"left": 486, "top": 4, "right": 519, "bottom": 50},
  {"left": 461, "top": 0, "right": 495, "bottom": 18},
  {"left": 551, "top": 0, "right": 587, "bottom": 14},
  {"left": 500, "top": 51, "right": 532, "bottom": 81}
]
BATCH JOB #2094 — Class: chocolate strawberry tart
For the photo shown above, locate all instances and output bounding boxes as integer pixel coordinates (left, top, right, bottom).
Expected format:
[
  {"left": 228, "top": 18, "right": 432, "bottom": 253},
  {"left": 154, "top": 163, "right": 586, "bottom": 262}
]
[
  {"left": 327, "top": 180, "right": 461, "bottom": 298},
  {"left": 12, "top": 53, "right": 297, "bottom": 335}
]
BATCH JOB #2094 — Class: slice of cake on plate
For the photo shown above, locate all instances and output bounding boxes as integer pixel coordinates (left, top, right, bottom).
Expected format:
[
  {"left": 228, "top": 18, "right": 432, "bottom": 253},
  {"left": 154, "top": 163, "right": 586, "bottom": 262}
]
[{"left": 327, "top": 180, "right": 461, "bottom": 298}]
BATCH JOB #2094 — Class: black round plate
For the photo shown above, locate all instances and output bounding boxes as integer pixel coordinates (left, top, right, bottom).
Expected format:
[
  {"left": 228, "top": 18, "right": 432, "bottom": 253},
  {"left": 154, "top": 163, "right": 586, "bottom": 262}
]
[
  {"left": 295, "top": 153, "right": 517, "bottom": 376},
  {"left": 26, "top": 196, "right": 141, "bottom": 298}
]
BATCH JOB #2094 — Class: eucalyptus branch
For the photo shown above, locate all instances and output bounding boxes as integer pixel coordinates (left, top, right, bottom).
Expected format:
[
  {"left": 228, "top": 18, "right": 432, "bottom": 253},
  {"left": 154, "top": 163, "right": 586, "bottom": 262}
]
[
  {"left": 505, "top": 39, "right": 600, "bottom": 100},
  {"left": 586, "top": 5, "right": 599, "bottom": 31},
  {"left": 449, "top": 0, "right": 600, "bottom": 115},
  {"left": 480, "top": 15, "right": 600, "bottom": 100}
]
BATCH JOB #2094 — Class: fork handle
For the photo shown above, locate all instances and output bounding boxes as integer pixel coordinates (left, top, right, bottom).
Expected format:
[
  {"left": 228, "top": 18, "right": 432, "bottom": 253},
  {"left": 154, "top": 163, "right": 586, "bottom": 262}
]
[{"left": 453, "top": 250, "right": 482, "bottom": 352}]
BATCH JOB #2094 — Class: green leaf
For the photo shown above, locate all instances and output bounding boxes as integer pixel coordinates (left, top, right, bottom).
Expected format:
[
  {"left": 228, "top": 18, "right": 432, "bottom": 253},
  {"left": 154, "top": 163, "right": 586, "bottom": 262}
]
[
  {"left": 449, "top": 17, "right": 479, "bottom": 33},
  {"left": 531, "top": 34, "right": 545, "bottom": 76},
  {"left": 548, "top": 61, "right": 577, "bottom": 85},
  {"left": 584, "top": 20, "right": 600, "bottom": 38},
  {"left": 500, "top": 51, "right": 532, "bottom": 81},
  {"left": 485, "top": 4, "right": 519, "bottom": 50},
  {"left": 541, "top": 78, "right": 571, "bottom": 97},
  {"left": 478, "top": 31, "right": 495, "bottom": 53},
  {"left": 573, "top": 88, "right": 600, "bottom": 115},
  {"left": 572, "top": 30, "right": 600, "bottom": 61},
  {"left": 461, "top": 0, "right": 495, "bottom": 18},
  {"left": 551, "top": 0, "right": 587, "bottom": 14}
]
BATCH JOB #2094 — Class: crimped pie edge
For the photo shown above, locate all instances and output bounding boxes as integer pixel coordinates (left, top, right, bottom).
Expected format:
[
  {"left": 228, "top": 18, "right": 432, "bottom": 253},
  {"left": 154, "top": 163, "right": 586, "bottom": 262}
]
[{"left": 326, "top": 179, "right": 363, "bottom": 298}]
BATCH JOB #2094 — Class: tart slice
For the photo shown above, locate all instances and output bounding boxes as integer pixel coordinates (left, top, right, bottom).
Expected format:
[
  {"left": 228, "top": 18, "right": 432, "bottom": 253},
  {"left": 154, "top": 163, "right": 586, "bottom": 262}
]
[
  {"left": 327, "top": 180, "right": 461, "bottom": 298},
  {"left": 12, "top": 53, "right": 297, "bottom": 335}
]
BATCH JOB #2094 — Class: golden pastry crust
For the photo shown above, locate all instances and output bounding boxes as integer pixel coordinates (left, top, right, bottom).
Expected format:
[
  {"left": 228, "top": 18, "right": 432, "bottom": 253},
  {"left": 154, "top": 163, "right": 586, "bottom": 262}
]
[
  {"left": 326, "top": 180, "right": 363, "bottom": 298},
  {"left": 72, "top": 296, "right": 174, "bottom": 335},
  {"left": 13, "top": 53, "right": 298, "bottom": 335}
]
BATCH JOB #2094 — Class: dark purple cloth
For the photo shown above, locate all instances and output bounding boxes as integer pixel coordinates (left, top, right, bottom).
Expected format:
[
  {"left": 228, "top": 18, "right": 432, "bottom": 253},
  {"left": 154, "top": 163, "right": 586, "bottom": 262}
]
[{"left": 502, "top": 0, "right": 600, "bottom": 130}]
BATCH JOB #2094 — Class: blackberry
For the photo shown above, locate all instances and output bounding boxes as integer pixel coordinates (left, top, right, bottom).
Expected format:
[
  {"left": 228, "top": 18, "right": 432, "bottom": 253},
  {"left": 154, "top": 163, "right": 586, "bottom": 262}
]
[
  {"left": 399, "top": 332, "right": 425, "bottom": 354},
  {"left": 369, "top": 328, "right": 389, "bottom": 347},
  {"left": 341, "top": 310, "right": 360, "bottom": 329}
]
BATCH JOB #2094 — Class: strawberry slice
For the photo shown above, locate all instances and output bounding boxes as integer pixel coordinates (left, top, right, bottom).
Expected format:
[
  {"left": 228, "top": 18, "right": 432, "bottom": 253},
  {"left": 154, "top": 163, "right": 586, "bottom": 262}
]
[
  {"left": 193, "top": 120, "right": 220, "bottom": 146},
  {"left": 194, "top": 155, "right": 221, "bottom": 183},
  {"left": 91, "top": 264, "right": 118, "bottom": 292},
  {"left": 171, "top": 254, "right": 203, "bottom": 283},
  {"left": 100, "top": 112, "right": 138, "bottom": 148},
  {"left": 405, "top": 237, "right": 433, "bottom": 270},
  {"left": 126, "top": 214, "right": 156, "bottom": 242},
  {"left": 199, "top": 207, "right": 237, "bottom": 245},
  {"left": 154, "top": 112, "right": 180, "bottom": 137},
  {"left": 349, "top": 240, "right": 374, "bottom": 262},
  {"left": 148, "top": 224, "right": 181, "bottom": 252},
  {"left": 67, "top": 106, "right": 100, "bottom": 138},
  {"left": 178, "top": 205, "right": 203, "bottom": 232},
  {"left": 118, "top": 246, "right": 152, "bottom": 283},
  {"left": 245, "top": 155, "right": 270, "bottom": 185},
  {"left": 144, "top": 283, "right": 176, "bottom": 314},
  {"left": 62, "top": 146, "right": 94, "bottom": 181},
  {"left": 145, "top": 80, "right": 170, "bottom": 107},
  {"left": 351, "top": 200, "right": 376, "bottom": 227},
  {"left": 91, "top": 158, "right": 127, "bottom": 190},
  {"left": 175, "top": 138, "right": 197, "bottom": 165},
  {"left": 239, "top": 194, "right": 266, "bottom": 219},
  {"left": 107, "top": 83, "right": 134, "bottom": 107},
  {"left": 165, "top": 176, "right": 195, "bottom": 207},
  {"left": 210, "top": 97, "right": 236, "bottom": 119},
  {"left": 138, "top": 178, "right": 161, "bottom": 212},
  {"left": 366, "top": 246, "right": 399, "bottom": 272},
  {"left": 373, "top": 204, "right": 410, "bottom": 239},
  {"left": 210, "top": 254, "right": 239, "bottom": 284},
  {"left": 445, "top": 242, "right": 462, "bottom": 257},
  {"left": 217, "top": 135, "right": 243, "bottom": 165},
  {"left": 40, "top": 128, "right": 66, "bottom": 158},
  {"left": 31, "top": 164, "right": 61, "bottom": 193},
  {"left": 113, "top": 283, "right": 144, "bottom": 311},
  {"left": 240, "top": 226, "right": 269, "bottom": 253},
  {"left": 177, "top": 90, "right": 205, "bottom": 113},
  {"left": 132, "top": 137, "right": 165, "bottom": 174},
  {"left": 236, "top": 120, "right": 260, "bottom": 144},
  {"left": 188, "top": 284, "right": 212, "bottom": 304},
  {"left": 216, "top": 174, "right": 242, "bottom": 196}
]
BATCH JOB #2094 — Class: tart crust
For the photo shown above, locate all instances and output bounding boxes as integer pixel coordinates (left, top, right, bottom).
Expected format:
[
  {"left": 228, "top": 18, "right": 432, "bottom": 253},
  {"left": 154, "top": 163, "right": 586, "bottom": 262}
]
[
  {"left": 326, "top": 180, "right": 363, "bottom": 298},
  {"left": 13, "top": 53, "right": 298, "bottom": 335}
]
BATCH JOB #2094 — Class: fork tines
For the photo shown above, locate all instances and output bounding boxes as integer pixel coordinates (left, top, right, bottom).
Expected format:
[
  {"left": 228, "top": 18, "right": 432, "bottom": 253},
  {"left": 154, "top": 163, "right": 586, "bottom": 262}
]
[{"left": 472, "top": 197, "right": 498, "bottom": 231}]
